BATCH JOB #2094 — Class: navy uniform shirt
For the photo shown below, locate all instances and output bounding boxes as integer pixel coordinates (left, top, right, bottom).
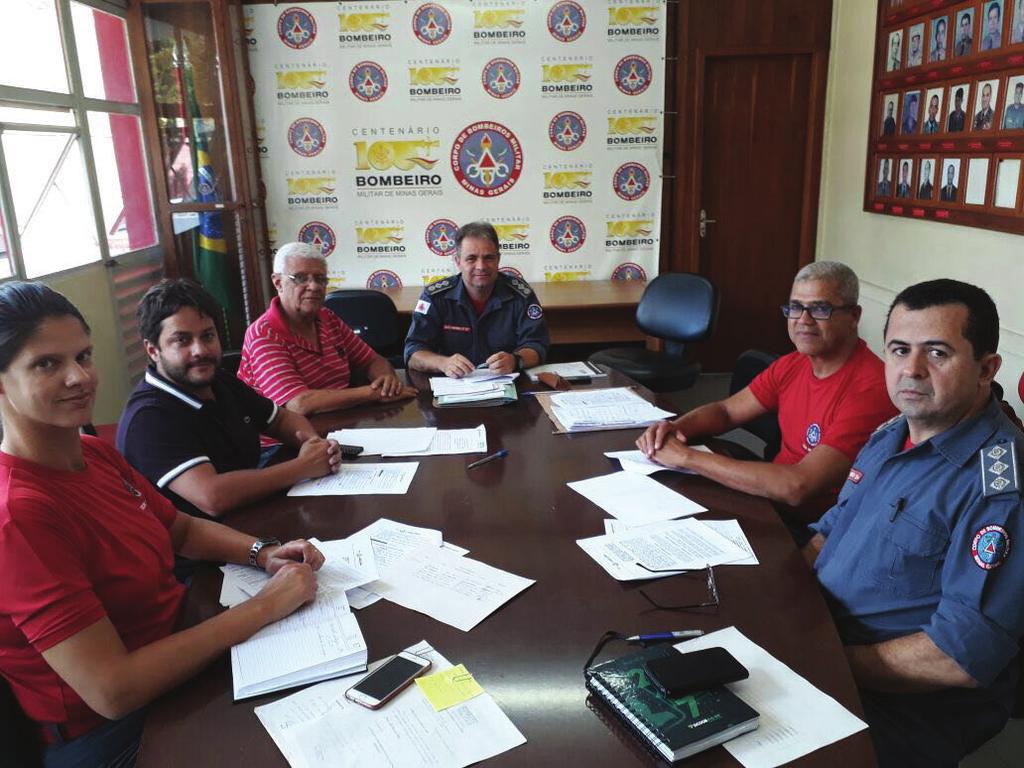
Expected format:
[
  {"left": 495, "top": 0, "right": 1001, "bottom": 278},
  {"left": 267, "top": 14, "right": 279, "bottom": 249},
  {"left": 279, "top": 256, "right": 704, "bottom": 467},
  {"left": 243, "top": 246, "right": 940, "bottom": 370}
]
[
  {"left": 812, "top": 397, "right": 1024, "bottom": 719},
  {"left": 116, "top": 367, "right": 278, "bottom": 520},
  {"left": 403, "top": 272, "right": 550, "bottom": 367}
]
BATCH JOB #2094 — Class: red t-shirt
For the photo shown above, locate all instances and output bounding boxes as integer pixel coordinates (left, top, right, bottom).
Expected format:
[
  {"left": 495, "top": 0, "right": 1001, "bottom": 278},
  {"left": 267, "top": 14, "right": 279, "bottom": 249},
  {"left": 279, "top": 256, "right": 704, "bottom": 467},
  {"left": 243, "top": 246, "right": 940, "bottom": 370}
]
[
  {"left": 0, "top": 436, "right": 185, "bottom": 741},
  {"left": 748, "top": 339, "right": 897, "bottom": 466}
]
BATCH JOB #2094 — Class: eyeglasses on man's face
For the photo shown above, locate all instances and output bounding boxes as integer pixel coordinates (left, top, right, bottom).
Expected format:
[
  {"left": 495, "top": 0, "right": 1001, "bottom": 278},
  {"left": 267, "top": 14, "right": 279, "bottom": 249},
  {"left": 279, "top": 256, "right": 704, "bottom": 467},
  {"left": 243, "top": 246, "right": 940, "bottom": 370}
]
[
  {"left": 284, "top": 272, "right": 329, "bottom": 287},
  {"left": 780, "top": 301, "right": 855, "bottom": 321}
]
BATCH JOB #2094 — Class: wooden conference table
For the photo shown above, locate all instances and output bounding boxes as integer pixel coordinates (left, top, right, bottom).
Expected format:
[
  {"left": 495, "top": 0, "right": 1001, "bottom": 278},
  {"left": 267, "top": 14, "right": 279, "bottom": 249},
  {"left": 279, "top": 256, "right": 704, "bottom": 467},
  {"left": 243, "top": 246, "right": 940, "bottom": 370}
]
[{"left": 138, "top": 371, "right": 876, "bottom": 767}]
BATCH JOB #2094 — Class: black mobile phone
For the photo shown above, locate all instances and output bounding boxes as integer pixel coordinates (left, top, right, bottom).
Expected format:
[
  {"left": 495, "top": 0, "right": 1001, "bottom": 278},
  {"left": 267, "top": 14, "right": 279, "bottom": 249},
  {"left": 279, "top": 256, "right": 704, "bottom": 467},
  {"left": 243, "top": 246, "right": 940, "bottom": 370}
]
[
  {"left": 645, "top": 647, "right": 749, "bottom": 698},
  {"left": 339, "top": 444, "right": 364, "bottom": 459}
]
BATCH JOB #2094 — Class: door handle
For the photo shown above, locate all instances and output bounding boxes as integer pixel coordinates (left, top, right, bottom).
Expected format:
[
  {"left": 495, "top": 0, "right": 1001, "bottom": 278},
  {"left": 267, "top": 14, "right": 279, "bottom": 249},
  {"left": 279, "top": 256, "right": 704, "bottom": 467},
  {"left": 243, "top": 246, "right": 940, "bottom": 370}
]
[{"left": 699, "top": 209, "right": 717, "bottom": 239}]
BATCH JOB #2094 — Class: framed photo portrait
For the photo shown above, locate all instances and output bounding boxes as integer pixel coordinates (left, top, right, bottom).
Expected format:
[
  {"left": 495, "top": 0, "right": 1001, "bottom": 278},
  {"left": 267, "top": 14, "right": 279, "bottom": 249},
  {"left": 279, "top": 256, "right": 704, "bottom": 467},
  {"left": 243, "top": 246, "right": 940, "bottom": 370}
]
[
  {"left": 881, "top": 92, "right": 899, "bottom": 135},
  {"left": 954, "top": 6, "right": 976, "bottom": 57},
  {"left": 921, "top": 88, "right": 945, "bottom": 133},
  {"left": 994, "top": 156, "right": 1022, "bottom": 207},
  {"left": 973, "top": 78, "right": 1000, "bottom": 129},
  {"left": 980, "top": 0, "right": 1004, "bottom": 51},
  {"left": 907, "top": 22, "right": 926, "bottom": 66},
  {"left": 930, "top": 15, "right": 950, "bottom": 61},
  {"left": 1002, "top": 74, "right": 1024, "bottom": 128},
  {"left": 917, "top": 157, "right": 937, "bottom": 200},
  {"left": 901, "top": 90, "right": 921, "bottom": 134},
  {"left": 895, "top": 157, "right": 915, "bottom": 198},
  {"left": 964, "top": 157, "right": 990, "bottom": 204},
  {"left": 939, "top": 158, "right": 961, "bottom": 202},
  {"left": 1012, "top": 0, "right": 1024, "bottom": 44},
  {"left": 887, "top": 29, "right": 904, "bottom": 71},
  {"left": 877, "top": 157, "right": 894, "bottom": 197},
  {"left": 946, "top": 82, "right": 971, "bottom": 131}
]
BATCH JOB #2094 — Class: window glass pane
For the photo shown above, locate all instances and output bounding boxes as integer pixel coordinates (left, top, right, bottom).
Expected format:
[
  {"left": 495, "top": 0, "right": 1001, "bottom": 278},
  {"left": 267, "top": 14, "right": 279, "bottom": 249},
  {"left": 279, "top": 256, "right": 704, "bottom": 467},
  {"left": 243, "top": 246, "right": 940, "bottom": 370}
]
[
  {"left": 3, "top": 131, "right": 100, "bottom": 276},
  {"left": 0, "top": 1, "right": 69, "bottom": 93},
  {"left": 88, "top": 112, "right": 156, "bottom": 255},
  {"left": 71, "top": 2, "right": 137, "bottom": 103},
  {"left": 0, "top": 105, "right": 75, "bottom": 127},
  {"left": 145, "top": 4, "right": 235, "bottom": 204}
]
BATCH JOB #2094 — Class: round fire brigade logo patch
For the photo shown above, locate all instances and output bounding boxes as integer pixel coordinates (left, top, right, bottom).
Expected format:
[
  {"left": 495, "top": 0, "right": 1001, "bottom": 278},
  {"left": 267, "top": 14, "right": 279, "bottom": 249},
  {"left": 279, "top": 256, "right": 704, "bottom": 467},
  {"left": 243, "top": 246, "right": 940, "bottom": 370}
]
[
  {"left": 451, "top": 122, "right": 524, "bottom": 197},
  {"left": 548, "top": 1, "right": 587, "bottom": 42},
  {"left": 806, "top": 422, "right": 822, "bottom": 447},
  {"left": 614, "top": 54, "right": 653, "bottom": 95},
  {"left": 972, "top": 525, "right": 1010, "bottom": 570},
  {"left": 297, "top": 221, "right": 336, "bottom": 257},
  {"left": 527, "top": 303, "right": 543, "bottom": 320},
  {"left": 425, "top": 219, "right": 458, "bottom": 257},
  {"left": 413, "top": 3, "right": 452, "bottom": 45},
  {"left": 612, "top": 263, "right": 647, "bottom": 281},
  {"left": 287, "top": 118, "right": 327, "bottom": 157},
  {"left": 277, "top": 7, "right": 317, "bottom": 49},
  {"left": 366, "top": 270, "right": 403, "bottom": 289},
  {"left": 549, "top": 215, "right": 586, "bottom": 253},
  {"left": 548, "top": 111, "right": 587, "bottom": 151},
  {"left": 482, "top": 57, "right": 521, "bottom": 99},
  {"left": 349, "top": 62, "right": 388, "bottom": 102},
  {"left": 613, "top": 162, "right": 650, "bottom": 201}
]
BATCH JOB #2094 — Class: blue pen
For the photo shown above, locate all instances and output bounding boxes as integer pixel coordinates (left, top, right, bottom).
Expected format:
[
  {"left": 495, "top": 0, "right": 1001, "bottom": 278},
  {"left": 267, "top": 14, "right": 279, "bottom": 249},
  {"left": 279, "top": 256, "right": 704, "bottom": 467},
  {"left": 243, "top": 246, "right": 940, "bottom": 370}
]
[
  {"left": 625, "top": 630, "right": 704, "bottom": 643},
  {"left": 467, "top": 449, "right": 509, "bottom": 469}
]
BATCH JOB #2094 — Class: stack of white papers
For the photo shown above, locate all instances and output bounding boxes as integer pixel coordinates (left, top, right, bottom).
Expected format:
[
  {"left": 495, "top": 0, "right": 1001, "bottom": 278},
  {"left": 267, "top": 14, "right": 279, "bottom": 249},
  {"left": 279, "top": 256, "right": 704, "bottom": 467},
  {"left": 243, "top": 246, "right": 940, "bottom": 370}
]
[
  {"left": 288, "top": 462, "right": 419, "bottom": 496},
  {"left": 254, "top": 640, "right": 526, "bottom": 768},
  {"left": 577, "top": 518, "right": 750, "bottom": 581},
  {"left": 549, "top": 387, "right": 674, "bottom": 431},
  {"left": 329, "top": 428, "right": 437, "bottom": 456},
  {"left": 429, "top": 372, "right": 518, "bottom": 396},
  {"left": 374, "top": 546, "right": 535, "bottom": 631},
  {"left": 603, "top": 518, "right": 759, "bottom": 566},
  {"left": 231, "top": 588, "right": 367, "bottom": 700},
  {"left": 604, "top": 446, "right": 712, "bottom": 476},
  {"left": 567, "top": 471, "right": 708, "bottom": 525},
  {"left": 385, "top": 424, "right": 488, "bottom": 456},
  {"left": 675, "top": 627, "right": 867, "bottom": 767},
  {"left": 525, "top": 361, "right": 606, "bottom": 381}
]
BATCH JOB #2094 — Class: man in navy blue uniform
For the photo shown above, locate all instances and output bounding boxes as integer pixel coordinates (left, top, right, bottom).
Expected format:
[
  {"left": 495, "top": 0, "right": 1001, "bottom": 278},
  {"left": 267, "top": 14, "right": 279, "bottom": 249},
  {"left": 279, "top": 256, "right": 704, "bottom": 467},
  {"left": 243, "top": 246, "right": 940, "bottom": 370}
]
[
  {"left": 805, "top": 279, "right": 1024, "bottom": 767},
  {"left": 404, "top": 221, "right": 550, "bottom": 378}
]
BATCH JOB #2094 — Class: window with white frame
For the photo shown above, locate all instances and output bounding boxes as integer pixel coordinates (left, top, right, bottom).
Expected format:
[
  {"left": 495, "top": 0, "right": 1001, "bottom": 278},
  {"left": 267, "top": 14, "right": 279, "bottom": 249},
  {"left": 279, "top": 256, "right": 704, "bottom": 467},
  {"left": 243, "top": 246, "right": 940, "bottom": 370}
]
[{"left": 0, "top": 0, "right": 157, "bottom": 280}]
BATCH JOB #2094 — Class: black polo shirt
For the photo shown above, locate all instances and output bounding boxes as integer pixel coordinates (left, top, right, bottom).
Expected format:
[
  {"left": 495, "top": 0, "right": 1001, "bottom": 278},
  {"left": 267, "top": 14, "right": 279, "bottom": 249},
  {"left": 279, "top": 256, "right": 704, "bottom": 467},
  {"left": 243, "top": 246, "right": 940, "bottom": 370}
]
[{"left": 116, "top": 367, "right": 278, "bottom": 520}]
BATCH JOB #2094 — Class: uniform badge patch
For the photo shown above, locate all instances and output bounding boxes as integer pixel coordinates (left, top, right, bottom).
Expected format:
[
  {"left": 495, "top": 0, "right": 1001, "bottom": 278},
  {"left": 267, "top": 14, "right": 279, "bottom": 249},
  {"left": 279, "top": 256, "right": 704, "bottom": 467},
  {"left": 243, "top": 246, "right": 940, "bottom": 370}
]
[
  {"left": 526, "top": 303, "right": 543, "bottom": 320},
  {"left": 979, "top": 441, "right": 1019, "bottom": 497},
  {"left": 805, "top": 422, "right": 821, "bottom": 448},
  {"left": 414, "top": 299, "right": 431, "bottom": 315},
  {"left": 972, "top": 524, "right": 1011, "bottom": 570},
  {"left": 848, "top": 468, "right": 863, "bottom": 484}
]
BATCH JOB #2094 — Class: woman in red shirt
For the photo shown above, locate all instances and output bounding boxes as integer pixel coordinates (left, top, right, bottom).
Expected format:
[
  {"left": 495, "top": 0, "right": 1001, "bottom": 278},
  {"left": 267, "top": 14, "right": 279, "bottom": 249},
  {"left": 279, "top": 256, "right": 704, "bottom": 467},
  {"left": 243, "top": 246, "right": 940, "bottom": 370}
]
[{"left": 0, "top": 282, "right": 324, "bottom": 768}]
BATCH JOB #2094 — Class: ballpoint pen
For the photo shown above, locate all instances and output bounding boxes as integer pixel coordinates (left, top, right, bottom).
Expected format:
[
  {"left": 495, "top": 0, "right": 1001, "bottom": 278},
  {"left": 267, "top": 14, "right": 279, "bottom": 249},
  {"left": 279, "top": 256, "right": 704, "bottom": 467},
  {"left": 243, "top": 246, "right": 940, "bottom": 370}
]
[
  {"left": 625, "top": 630, "right": 705, "bottom": 643},
  {"left": 466, "top": 449, "right": 509, "bottom": 469}
]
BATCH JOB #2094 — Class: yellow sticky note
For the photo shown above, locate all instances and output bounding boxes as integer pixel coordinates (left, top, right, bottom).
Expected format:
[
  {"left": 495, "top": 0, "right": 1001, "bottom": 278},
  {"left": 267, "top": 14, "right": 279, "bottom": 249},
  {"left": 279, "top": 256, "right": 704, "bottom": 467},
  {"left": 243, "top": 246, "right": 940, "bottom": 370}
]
[{"left": 415, "top": 664, "right": 485, "bottom": 711}]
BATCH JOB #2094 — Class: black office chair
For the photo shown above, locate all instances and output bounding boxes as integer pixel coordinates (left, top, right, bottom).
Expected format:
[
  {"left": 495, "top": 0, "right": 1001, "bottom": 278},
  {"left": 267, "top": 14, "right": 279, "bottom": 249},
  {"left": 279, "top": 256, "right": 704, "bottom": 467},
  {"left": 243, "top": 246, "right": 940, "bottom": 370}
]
[
  {"left": 323, "top": 289, "right": 406, "bottom": 369},
  {"left": 220, "top": 349, "right": 243, "bottom": 377},
  {"left": 587, "top": 273, "right": 718, "bottom": 392},
  {"left": 1, "top": 679, "right": 43, "bottom": 767},
  {"left": 728, "top": 349, "right": 782, "bottom": 461}
]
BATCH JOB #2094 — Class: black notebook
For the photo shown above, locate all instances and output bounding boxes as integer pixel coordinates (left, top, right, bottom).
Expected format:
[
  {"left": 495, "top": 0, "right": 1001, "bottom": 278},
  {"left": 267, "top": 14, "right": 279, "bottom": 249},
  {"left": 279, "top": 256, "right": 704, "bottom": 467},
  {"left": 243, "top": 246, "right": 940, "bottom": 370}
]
[{"left": 585, "top": 646, "right": 759, "bottom": 764}]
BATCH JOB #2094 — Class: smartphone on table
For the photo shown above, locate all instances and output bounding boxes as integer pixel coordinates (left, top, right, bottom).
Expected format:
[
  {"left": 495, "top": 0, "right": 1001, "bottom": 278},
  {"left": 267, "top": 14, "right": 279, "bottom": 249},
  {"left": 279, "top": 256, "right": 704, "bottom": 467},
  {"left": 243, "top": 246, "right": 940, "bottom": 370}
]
[{"left": 344, "top": 651, "right": 432, "bottom": 709}]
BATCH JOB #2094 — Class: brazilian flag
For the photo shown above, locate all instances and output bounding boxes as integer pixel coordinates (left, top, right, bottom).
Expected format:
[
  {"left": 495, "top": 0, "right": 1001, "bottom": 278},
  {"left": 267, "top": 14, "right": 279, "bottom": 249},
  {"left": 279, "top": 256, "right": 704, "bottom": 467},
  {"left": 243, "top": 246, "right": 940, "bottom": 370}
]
[{"left": 182, "top": 44, "right": 237, "bottom": 346}]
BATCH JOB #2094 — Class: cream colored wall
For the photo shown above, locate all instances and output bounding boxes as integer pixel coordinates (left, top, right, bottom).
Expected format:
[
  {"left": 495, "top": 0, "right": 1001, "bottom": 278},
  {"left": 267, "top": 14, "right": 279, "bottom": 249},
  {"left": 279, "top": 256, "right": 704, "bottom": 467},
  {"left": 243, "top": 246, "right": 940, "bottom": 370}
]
[
  {"left": 46, "top": 268, "right": 130, "bottom": 426},
  {"left": 817, "top": 0, "right": 1024, "bottom": 414}
]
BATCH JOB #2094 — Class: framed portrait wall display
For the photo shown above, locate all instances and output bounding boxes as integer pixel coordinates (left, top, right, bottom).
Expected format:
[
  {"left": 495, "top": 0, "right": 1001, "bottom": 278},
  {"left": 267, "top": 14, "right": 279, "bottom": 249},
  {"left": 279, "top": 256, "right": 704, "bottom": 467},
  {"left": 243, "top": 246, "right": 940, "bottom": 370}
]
[{"left": 869, "top": 0, "right": 1024, "bottom": 233}]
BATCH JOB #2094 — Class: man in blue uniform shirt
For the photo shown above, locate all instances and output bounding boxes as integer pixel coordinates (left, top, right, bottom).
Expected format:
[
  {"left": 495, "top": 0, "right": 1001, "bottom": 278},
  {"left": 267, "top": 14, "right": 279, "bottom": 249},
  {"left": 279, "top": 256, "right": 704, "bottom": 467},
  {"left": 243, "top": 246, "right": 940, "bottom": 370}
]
[
  {"left": 805, "top": 279, "right": 1024, "bottom": 767},
  {"left": 404, "top": 221, "right": 550, "bottom": 378}
]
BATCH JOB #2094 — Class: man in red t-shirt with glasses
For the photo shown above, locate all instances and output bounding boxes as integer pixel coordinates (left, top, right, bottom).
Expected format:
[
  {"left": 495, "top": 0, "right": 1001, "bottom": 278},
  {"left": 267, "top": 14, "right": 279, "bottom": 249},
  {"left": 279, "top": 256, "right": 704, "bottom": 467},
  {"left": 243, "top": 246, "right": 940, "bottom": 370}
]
[{"left": 637, "top": 262, "right": 897, "bottom": 537}]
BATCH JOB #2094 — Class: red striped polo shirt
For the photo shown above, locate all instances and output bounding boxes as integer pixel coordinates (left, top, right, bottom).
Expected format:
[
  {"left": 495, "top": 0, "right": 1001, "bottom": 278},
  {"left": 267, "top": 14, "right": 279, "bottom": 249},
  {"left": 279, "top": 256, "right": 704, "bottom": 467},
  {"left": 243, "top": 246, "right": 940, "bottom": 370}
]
[{"left": 238, "top": 297, "right": 376, "bottom": 406}]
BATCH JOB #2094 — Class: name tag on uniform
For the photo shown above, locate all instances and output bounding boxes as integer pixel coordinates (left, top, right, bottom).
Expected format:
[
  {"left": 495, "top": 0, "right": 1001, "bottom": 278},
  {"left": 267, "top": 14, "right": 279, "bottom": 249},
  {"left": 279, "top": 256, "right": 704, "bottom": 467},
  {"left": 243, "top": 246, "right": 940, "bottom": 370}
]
[{"left": 443, "top": 324, "right": 471, "bottom": 333}]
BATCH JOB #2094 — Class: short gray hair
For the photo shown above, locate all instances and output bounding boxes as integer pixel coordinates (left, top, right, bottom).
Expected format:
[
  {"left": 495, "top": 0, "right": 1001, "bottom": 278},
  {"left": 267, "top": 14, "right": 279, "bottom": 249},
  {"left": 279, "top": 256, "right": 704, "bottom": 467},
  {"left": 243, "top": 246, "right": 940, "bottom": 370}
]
[
  {"left": 273, "top": 241, "right": 327, "bottom": 274},
  {"left": 793, "top": 261, "right": 859, "bottom": 305}
]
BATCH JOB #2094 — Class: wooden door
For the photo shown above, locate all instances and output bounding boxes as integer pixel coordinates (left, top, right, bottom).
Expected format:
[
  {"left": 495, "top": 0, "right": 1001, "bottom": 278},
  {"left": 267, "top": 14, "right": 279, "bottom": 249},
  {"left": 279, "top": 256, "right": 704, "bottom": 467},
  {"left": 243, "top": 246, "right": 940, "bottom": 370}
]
[{"left": 668, "top": 0, "right": 832, "bottom": 372}]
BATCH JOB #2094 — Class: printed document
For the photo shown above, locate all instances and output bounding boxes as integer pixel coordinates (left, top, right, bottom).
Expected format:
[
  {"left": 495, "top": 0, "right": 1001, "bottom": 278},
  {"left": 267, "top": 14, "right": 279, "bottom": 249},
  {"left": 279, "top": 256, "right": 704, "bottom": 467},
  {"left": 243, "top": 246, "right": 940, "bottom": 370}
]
[
  {"left": 577, "top": 518, "right": 749, "bottom": 580},
  {"left": 525, "top": 361, "right": 606, "bottom": 381},
  {"left": 384, "top": 424, "right": 488, "bottom": 456},
  {"left": 374, "top": 546, "right": 534, "bottom": 631},
  {"left": 329, "top": 427, "right": 436, "bottom": 456},
  {"left": 675, "top": 627, "right": 867, "bottom": 768},
  {"left": 287, "top": 462, "right": 418, "bottom": 496},
  {"left": 602, "top": 518, "right": 759, "bottom": 566},
  {"left": 567, "top": 471, "right": 707, "bottom": 525},
  {"left": 549, "top": 387, "right": 674, "bottom": 431},
  {"left": 604, "top": 447, "right": 711, "bottom": 476}
]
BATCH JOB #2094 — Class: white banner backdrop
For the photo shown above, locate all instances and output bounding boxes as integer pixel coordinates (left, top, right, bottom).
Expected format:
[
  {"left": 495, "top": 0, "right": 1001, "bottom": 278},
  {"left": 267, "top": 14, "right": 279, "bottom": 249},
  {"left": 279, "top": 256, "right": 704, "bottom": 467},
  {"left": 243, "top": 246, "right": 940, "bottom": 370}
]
[{"left": 244, "top": 0, "right": 666, "bottom": 290}]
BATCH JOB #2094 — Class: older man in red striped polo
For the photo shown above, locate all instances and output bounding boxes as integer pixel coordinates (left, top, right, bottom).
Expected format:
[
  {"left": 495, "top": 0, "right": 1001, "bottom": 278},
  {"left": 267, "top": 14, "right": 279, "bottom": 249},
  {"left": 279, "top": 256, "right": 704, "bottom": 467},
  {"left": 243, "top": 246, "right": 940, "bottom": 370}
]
[{"left": 239, "top": 242, "right": 415, "bottom": 416}]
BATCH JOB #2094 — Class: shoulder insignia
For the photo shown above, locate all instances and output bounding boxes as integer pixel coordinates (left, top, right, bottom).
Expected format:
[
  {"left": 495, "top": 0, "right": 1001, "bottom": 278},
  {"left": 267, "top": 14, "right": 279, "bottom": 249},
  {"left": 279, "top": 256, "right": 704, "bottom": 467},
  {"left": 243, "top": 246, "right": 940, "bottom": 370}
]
[
  {"left": 979, "top": 440, "right": 1020, "bottom": 497},
  {"left": 504, "top": 273, "right": 533, "bottom": 299},
  {"left": 425, "top": 277, "right": 456, "bottom": 296},
  {"left": 873, "top": 414, "right": 904, "bottom": 434}
]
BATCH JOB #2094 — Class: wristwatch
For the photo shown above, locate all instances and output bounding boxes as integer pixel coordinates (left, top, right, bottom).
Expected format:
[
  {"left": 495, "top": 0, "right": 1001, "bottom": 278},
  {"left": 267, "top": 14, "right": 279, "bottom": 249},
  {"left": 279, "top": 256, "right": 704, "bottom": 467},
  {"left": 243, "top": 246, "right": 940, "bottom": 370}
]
[
  {"left": 249, "top": 537, "right": 282, "bottom": 567},
  {"left": 512, "top": 352, "right": 524, "bottom": 372}
]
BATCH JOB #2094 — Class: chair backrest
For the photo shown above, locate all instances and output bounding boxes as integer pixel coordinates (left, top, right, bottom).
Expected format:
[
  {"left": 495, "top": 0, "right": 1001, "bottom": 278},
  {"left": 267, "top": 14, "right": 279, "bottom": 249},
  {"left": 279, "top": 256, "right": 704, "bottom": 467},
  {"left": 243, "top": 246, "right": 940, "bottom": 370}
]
[
  {"left": 730, "top": 349, "right": 782, "bottom": 461},
  {"left": 323, "top": 290, "right": 405, "bottom": 357},
  {"left": 635, "top": 273, "right": 719, "bottom": 344},
  {"left": 220, "top": 349, "right": 243, "bottom": 377},
  {"left": 1, "top": 678, "right": 42, "bottom": 767}
]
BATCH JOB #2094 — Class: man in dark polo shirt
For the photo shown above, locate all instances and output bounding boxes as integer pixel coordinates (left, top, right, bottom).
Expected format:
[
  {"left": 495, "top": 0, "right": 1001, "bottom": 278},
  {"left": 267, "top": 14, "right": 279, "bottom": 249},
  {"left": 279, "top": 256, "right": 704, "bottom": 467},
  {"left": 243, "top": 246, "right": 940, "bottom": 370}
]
[{"left": 117, "top": 279, "right": 341, "bottom": 527}]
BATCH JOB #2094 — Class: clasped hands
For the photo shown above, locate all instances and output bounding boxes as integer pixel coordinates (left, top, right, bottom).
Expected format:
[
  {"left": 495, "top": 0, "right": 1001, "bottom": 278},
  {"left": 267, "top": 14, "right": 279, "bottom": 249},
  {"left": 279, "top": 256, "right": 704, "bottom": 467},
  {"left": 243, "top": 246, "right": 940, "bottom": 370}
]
[
  {"left": 636, "top": 420, "right": 698, "bottom": 469},
  {"left": 442, "top": 351, "right": 516, "bottom": 378}
]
